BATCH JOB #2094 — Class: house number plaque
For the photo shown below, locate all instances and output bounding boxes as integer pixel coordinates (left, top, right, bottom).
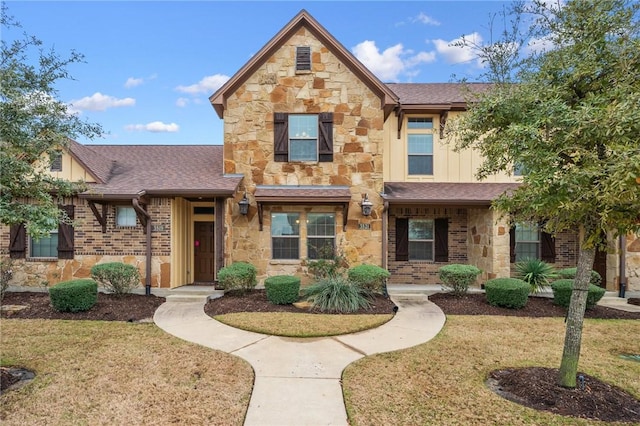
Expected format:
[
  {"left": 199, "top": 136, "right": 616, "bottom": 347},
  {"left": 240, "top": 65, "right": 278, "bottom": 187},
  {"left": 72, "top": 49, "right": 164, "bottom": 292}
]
[{"left": 358, "top": 223, "right": 371, "bottom": 230}]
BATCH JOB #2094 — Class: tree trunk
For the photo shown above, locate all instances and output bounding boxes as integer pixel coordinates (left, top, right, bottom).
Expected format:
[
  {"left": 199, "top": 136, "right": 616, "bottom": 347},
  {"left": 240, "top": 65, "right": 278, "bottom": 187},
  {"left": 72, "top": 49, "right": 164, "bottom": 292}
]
[{"left": 557, "top": 245, "right": 596, "bottom": 388}]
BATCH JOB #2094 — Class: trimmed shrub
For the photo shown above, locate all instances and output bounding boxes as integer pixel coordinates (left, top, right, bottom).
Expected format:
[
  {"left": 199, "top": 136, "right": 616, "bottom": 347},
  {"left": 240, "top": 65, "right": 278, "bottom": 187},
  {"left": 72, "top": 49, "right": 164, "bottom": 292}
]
[
  {"left": 438, "top": 264, "right": 482, "bottom": 297},
  {"left": 348, "top": 264, "right": 390, "bottom": 294},
  {"left": 91, "top": 262, "right": 140, "bottom": 296},
  {"left": 302, "top": 276, "right": 372, "bottom": 313},
  {"left": 485, "top": 278, "right": 530, "bottom": 309},
  {"left": 265, "top": 275, "right": 301, "bottom": 305},
  {"left": 515, "top": 258, "right": 556, "bottom": 294},
  {"left": 0, "top": 258, "right": 13, "bottom": 303},
  {"left": 556, "top": 267, "right": 602, "bottom": 287},
  {"left": 217, "top": 262, "right": 257, "bottom": 294},
  {"left": 551, "top": 279, "right": 606, "bottom": 309},
  {"left": 49, "top": 279, "right": 98, "bottom": 312}
]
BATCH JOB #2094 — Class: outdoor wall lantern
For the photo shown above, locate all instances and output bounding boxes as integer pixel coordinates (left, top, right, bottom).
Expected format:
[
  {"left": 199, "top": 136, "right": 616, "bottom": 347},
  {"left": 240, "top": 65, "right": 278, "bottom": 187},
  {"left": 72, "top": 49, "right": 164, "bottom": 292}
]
[
  {"left": 360, "top": 193, "right": 373, "bottom": 216},
  {"left": 238, "top": 193, "right": 250, "bottom": 215}
]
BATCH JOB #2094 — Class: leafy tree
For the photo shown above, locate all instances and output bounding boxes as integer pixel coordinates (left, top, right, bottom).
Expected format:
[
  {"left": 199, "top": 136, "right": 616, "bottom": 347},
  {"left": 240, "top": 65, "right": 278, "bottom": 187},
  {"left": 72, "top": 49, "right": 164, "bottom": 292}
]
[
  {"left": 453, "top": 0, "right": 640, "bottom": 388},
  {"left": 0, "top": 5, "right": 102, "bottom": 238}
]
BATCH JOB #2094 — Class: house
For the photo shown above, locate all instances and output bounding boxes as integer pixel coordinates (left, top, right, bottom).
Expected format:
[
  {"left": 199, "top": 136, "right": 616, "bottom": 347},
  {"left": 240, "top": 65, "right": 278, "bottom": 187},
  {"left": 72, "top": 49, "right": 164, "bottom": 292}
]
[{"left": 2, "top": 10, "right": 638, "bottom": 293}]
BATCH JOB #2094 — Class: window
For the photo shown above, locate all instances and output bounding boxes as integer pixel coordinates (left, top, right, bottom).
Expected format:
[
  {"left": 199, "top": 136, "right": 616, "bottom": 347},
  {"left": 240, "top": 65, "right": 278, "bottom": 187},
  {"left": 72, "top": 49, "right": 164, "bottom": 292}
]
[
  {"left": 116, "top": 206, "right": 137, "bottom": 227},
  {"left": 30, "top": 229, "right": 58, "bottom": 258},
  {"left": 274, "top": 112, "right": 333, "bottom": 162},
  {"left": 271, "top": 213, "right": 300, "bottom": 259},
  {"left": 408, "top": 219, "right": 434, "bottom": 260},
  {"left": 407, "top": 117, "right": 433, "bottom": 175},
  {"left": 50, "top": 150, "right": 62, "bottom": 171},
  {"left": 289, "top": 115, "right": 318, "bottom": 161},
  {"left": 307, "top": 213, "right": 335, "bottom": 259},
  {"left": 510, "top": 222, "right": 555, "bottom": 263},
  {"left": 513, "top": 222, "right": 539, "bottom": 261},
  {"left": 296, "top": 46, "right": 311, "bottom": 71},
  {"left": 396, "top": 217, "right": 448, "bottom": 262}
]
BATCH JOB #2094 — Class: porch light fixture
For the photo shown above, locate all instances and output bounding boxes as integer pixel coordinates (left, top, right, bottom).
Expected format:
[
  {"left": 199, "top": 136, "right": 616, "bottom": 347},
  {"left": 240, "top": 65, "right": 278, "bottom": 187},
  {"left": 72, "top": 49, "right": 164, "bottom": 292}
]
[
  {"left": 238, "top": 193, "right": 250, "bottom": 215},
  {"left": 360, "top": 193, "right": 373, "bottom": 217}
]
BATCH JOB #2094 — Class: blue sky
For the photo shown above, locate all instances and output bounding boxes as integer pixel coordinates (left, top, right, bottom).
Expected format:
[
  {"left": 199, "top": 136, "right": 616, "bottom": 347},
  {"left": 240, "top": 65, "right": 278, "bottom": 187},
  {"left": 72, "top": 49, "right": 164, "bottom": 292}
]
[{"left": 5, "top": 1, "right": 512, "bottom": 145}]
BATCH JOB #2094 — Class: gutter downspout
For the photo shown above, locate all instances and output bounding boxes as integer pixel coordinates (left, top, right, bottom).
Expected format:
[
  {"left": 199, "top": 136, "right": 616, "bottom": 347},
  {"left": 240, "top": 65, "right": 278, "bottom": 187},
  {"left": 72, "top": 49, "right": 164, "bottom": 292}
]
[
  {"left": 618, "top": 235, "right": 626, "bottom": 298},
  {"left": 132, "top": 198, "right": 152, "bottom": 296}
]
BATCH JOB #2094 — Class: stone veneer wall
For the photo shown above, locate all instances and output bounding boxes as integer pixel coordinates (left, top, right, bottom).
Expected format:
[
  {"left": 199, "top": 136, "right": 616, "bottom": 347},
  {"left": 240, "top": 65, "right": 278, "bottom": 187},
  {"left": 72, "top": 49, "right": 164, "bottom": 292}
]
[
  {"left": 0, "top": 197, "right": 172, "bottom": 288},
  {"left": 467, "top": 208, "right": 510, "bottom": 282},
  {"left": 222, "top": 26, "right": 385, "bottom": 281},
  {"left": 624, "top": 233, "right": 640, "bottom": 291},
  {"left": 387, "top": 206, "right": 468, "bottom": 285}
]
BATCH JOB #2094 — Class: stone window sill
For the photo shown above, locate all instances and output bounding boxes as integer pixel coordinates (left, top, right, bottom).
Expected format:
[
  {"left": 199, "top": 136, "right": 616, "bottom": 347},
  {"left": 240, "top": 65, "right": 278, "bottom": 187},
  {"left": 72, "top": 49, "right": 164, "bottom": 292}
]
[
  {"left": 269, "top": 259, "right": 301, "bottom": 265},
  {"left": 27, "top": 257, "right": 58, "bottom": 262}
]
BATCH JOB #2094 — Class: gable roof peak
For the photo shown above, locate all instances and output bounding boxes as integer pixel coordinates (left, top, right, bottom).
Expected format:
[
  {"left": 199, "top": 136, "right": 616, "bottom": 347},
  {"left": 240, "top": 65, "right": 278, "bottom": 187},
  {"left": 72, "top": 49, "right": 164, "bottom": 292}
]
[{"left": 209, "top": 9, "right": 398, "bottom": 119}]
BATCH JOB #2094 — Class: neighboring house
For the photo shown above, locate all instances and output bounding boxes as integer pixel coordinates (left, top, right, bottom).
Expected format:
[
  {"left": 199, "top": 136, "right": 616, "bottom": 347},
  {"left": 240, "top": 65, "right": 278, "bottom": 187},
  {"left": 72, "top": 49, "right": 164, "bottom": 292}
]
[{"left": 2, "top": 10, "right": 638, "bottom": 292}]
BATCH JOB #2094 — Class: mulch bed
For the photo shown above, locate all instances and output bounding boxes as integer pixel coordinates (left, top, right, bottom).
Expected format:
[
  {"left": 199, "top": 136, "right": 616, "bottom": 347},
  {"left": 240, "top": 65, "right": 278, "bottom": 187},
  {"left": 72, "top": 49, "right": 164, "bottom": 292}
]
[
  {"left": 0, "top": 292, "right": 165, "bottom": 322},
  {"left": 204, "top": 289, "right": 397, "bottom": 316},
  {"left": 2, "top": 289, "right": 639, "bottom": 422},
  {"left": 429, "top": 292, "right": 640, "bottom": 320}
]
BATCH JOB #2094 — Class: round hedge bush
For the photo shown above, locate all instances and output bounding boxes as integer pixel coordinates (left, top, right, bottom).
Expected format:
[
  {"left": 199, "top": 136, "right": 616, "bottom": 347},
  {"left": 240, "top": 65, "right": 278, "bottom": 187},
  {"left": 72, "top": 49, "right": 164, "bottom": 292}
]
[
  {"left": 264, "top": 275, "right": 301, "bottom": 305},
  {"left": 217, "top": 262, "right": 258, "bottom": 294},
  {"left": 348, "top": 264, "right": 390, "bottom": 294},
  {"left": 438, "top": 264, "right": 481, "bottom": 297},
  {"left": 49, "top": 279, "right": 98, "bottom": 312},
  {"left": 484, "top": 278, "right": 530, "bottom": 309},
  {"left": 556, "top": 267, "right": 602, "bottom": 287},
  {"left": 551, "top": 279, "right": 606, "bottom": 309}
]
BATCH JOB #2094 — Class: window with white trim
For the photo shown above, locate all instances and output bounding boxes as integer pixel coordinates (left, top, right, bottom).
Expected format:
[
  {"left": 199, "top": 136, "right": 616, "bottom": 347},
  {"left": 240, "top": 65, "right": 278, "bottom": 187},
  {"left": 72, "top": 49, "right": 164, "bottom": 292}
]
[
  {"left": 408, "top": 219, "right": 434, "bottom": 260},
  {"left": 116, "top": 206, "right": 137, "bottom": 227},
  {"left": 514, "top": 222, "right": 539, "bottom": 261},
  {"left": 50, "top": 150, "right": 62, "bottom": 172},
  {"left": 407, "top": 117, "right": 433, "bottom": 175},
  {"left": 289, "top": 115, "right": 318, "bottom": 162},
  {"left": 30, "top": 220, "right": 58, "bottom": 258},
  {"left": 271, "top": 213, "right": 300, "bottom": 259},
  {"left": 307, "top": 213, "right": 335, "bottom": 259}
]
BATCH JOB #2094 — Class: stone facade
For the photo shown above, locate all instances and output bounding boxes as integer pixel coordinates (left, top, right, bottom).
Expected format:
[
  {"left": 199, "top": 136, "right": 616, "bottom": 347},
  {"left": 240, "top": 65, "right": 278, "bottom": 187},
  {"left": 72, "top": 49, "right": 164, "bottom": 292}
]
[
  {"left": 1, "top": 197, "right": 172, "bottom": 289},
  {"left": 623, "top": 232, "right": 640, "bottom": 291},
  {"left": 223, "top": 27, "right": 385, "bottom": 282}
]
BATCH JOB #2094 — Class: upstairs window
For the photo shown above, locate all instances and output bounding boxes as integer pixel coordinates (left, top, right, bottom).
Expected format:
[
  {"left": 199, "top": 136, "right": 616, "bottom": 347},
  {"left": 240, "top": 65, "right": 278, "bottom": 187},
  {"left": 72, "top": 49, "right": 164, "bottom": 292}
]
[
  {"left": 116, "top": 206, "right": 137, "bottom": 227},
  {"left": 407, "top": 117, "right": 433, "bottom": 175},
  {"left": 296, "top": 46, "right": 311, "bottom": 71},
  {"left": 274, "top": 112, "right": 333, "bottom": 162},
  {"left": 50, "top": 150, "right": 62, "bottom": 171},
  {"left": 289, "top": 115, "right": 318, "bottom": 161}
]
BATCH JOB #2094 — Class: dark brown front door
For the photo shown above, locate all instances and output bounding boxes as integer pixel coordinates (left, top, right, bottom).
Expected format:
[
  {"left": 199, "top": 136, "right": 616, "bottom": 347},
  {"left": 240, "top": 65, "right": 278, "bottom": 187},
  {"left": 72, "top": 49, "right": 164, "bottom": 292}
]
[
  {"left": 194, "top": 222, "right": 214, "bottom": 282},
  {"left": 593, "top": 247, "right": 607, "bottom": 287}
]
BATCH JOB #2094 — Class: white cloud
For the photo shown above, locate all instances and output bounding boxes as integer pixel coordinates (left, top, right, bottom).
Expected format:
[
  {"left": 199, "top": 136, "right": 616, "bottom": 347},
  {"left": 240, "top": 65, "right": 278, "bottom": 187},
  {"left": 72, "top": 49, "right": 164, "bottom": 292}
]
[
  {"left": 432, "top": 33, "right": 484, "bottom": 66},
  {"left": 125, "top": 121, "right": 179, "bottom": 133},
  {"left": 175, "top": 74, "right": 230, "bottom": 94},
  {"left": 352, "top": 40, "right": 436, "bottom": 82},
  {"left": 524, "top": 35, "right": 555, "bottom": 55},
  {"left": 176, "top": 97, "right": 189, "bottom": 108},
  {"left": 124, "top": 77, "right": 144, "bottom": 88},
  {"left": 69, "top": 92, "right": 135, "bottom": 112},
  {"left": 413, "top": 12, "right": 440, "bottom": 26}
]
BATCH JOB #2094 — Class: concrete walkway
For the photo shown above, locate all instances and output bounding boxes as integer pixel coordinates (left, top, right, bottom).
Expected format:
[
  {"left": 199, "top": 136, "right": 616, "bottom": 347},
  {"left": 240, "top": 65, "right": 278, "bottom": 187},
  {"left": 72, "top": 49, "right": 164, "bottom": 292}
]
[{"left": 154, "top": 293, "right": 446, "bottom": 426}]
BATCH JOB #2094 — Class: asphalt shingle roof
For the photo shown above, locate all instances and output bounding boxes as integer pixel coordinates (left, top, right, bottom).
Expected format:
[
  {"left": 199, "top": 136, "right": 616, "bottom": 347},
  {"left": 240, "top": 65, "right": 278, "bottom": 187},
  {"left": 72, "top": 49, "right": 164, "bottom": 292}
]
[
  {"left": 383, "top": 182, "right": 520, "bottom": 205},
  {"left": 387, "top": 82, "right": 493, "bottom": 105},
  {"left": 70, "top": 144, "right": 241, "bottom": 199}
]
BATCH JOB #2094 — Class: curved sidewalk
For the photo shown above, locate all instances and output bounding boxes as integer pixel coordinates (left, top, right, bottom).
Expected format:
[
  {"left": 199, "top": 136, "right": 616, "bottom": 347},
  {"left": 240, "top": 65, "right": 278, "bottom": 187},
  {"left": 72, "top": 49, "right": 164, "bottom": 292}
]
[{"left": 154, "top": 294, "right": 445, "bottom": 426}]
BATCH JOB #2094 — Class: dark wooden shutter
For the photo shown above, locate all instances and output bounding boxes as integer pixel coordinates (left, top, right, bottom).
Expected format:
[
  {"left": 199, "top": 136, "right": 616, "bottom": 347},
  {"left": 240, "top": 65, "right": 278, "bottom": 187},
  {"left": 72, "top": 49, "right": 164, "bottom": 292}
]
[
  {"left": 540, "top": 231, "right": 556, "bottom": 263},
  {"left": 318, "top": 112, "right": 333, "bottom": 162},
  {"left": 296, "top": 46, "right": 311, "bottom": 71},
  {"left": 395, "top": 218, "right": 409, "bottom": 261},
  {"left": 57, "top": 205, "right": 75, "bottom": 259},
  {"left": 9, "top": 223, "right": 26, "bottom": 259},
  {"left": 274, "top": 112, "right": 288, "bottom": 162},
  {"left": 509, "top": 226, "right": 516, "bottom": 263},
  {"left": 434, "top": 218, "right": 449, "bottom": 262}
]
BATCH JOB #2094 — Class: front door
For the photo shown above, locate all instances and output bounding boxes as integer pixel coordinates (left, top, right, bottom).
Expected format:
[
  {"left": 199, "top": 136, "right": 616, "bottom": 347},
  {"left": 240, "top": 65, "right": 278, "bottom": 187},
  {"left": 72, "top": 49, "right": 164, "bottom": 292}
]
[{"left": 194, "top": 222, "right": 215, "bottom": 282}]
